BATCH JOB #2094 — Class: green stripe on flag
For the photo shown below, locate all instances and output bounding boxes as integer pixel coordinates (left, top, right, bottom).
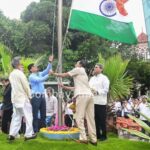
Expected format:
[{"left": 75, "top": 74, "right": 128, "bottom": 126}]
[{"left": 69, "top": 10, "right": 137, "bottom": 44}]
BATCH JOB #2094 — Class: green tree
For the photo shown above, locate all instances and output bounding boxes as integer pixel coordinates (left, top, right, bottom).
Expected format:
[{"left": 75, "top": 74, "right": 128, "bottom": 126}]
[
  {"left": 0, "top": 13, "right": 14, "bottom": 49},
  {"left": 63, "top": 49, "right": 79, "bottom": 71},
  {"left": 16, "top": 21, "right": 50, "bottom": 55},
  {"left": 21, "top": 57, "right": 36, "bottom": 75},
  {"left": 127, "top": 58, "right": 150, "bottom": 96},
  {"left": 99, "top": 54, "right": 133, "bottom": 101},
  {"left": 21, "top": 0, "right": 71, "bottom": 56},
  {"left": 0, "top": 43, "right": 12, "bottom": 77}
]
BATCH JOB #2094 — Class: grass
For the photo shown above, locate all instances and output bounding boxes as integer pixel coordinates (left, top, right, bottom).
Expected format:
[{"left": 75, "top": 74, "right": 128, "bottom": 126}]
[{"left": 0, "top": 133, "right": 150, "bottom": 150}]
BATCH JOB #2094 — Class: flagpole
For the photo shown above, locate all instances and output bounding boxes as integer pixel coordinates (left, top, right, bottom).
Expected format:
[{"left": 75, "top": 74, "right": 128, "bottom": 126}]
[
  {"left": 142, "top": 0, "right": 150, "bottom": 49},
  {"left": 57, "top": 0, "right": 63, "bottom": 126}
]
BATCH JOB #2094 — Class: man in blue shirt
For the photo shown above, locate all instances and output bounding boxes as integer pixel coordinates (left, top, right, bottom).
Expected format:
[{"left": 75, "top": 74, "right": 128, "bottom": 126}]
[{"left": 28, "top": 55, "right": 53, "bottom": 132}]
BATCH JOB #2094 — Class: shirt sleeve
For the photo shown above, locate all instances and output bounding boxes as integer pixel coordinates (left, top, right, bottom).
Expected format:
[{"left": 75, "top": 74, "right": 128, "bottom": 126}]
[
  {"left": 40, "top": 63, "right": 52, "bottom": 77},
  {"left": 89, "top": 78, "right": 94, "bottom": 88},
  {"left": 68, "top": 68, "right": 79, "bottom": 77},
  {"left": 29, "top": 74, "right": 49, "bottom": 83},
  {"left": 20, "top": 72, "right": 32, "bottom": 99},
  {"left": 97, "top": 77, "right": 110, "bottom": 95}
]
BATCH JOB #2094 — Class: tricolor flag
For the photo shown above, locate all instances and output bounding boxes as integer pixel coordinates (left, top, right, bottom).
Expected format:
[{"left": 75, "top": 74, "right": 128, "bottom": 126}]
[{"left": 68, "top": 0, "right": 138, "bottom": 44}]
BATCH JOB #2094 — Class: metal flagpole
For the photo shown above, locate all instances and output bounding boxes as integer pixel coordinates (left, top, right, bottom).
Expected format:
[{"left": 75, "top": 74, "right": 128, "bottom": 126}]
[
  {"left": 57, "top": 0, "right": 63, "bottom": 126},
  {"left": 142, "top": 0, "right": 150, "bottom": 49}
]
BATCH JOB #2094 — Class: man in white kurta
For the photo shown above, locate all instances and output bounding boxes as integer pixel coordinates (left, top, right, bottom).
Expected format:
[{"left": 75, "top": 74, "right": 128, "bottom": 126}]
[
  {"left": 89, "top": 64, "right": 110, "bottom": 141},
  {"left": 8, "top": 57, "right": 36, "bottom": 141}
]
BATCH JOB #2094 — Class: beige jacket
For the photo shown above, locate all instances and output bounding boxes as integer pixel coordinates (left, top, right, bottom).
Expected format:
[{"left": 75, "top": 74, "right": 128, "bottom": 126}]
[
  {"left": 9, "top": 69, "right": 31, "bottom": 107},
  {"left": 68, "top": 67, "right": 92, "bottom": 97}
]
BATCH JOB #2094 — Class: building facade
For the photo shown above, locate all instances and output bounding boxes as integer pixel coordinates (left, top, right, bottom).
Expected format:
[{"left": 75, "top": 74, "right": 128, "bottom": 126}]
[{"left": 135, "top": 31, "right": 150, "bottom": 59}]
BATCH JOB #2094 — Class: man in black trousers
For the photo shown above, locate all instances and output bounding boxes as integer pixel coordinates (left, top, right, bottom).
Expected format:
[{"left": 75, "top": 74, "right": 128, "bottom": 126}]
[
  {"left": 89, "top": 64, "right": 110, "bottom": 141},
  {"left": 1, "top": 78, "right": 13, "bottom": 134},
  {"left": 28, "top": 55, "right": 53, "bottom": 133}
]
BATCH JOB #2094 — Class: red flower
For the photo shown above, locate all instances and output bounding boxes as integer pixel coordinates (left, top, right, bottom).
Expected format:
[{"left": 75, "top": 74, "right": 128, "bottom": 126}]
[{"left": 47, "top": 126, "right": 69, "bottom": 131}]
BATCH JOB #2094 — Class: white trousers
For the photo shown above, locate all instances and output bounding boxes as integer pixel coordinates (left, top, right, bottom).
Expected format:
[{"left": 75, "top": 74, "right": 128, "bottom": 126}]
[
  {"left": 75, "top": 95, "right": 97, "bottom": 142},
  {"left": 9, "top": 102, "right": 34, "bottom": 138}
]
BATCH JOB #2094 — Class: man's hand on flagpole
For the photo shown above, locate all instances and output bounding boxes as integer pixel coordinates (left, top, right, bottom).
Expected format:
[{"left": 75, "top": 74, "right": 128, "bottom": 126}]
[{"left": 49, "top": 70, "right": 54, "bottom": 75}]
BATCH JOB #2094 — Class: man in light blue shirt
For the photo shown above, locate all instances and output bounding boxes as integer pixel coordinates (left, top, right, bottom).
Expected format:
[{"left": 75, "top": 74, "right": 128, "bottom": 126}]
[{"left": 28, "top": 55, "right": 53, "bottom": 132}]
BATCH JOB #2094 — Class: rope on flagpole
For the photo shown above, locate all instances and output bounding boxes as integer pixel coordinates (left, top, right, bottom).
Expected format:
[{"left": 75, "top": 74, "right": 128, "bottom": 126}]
[{"left": 51, "top": 0, "right": 57, "bottom": 55}]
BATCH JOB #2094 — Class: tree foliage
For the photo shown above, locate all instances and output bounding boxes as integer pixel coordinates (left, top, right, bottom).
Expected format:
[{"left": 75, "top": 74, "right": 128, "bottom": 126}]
[
  {"left": 123, "top": 114, "right": 150, "bottom": 140},
  {"left": 99, "top": 54, "right": 133, "bottom": 101},
  {"left": 127, "top": 58, "right": 150, "bottom": 95},
  {"left": 0, "top": 43, "right": 12, "bottom": 77}
]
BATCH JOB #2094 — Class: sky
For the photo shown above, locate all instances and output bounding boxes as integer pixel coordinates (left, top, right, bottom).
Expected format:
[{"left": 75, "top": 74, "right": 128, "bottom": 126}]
[
  {"left": 0, "top": 0, "right": 40, "bottom": 19},
  {"left": 127, "top": 0, "right": 146, "bottom": 35},
  {"left": 0, "top": 0, "right": 146, "bottom": 35}
]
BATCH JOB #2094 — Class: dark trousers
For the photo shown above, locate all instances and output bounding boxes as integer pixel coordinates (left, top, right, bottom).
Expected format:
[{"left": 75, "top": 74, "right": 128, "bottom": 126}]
[
  {"left": 64, "top": 114, "right": 73, "bottom": 127},
  {"left": 31, "top": 95, "right": 46, "bottom": 132},
  {"left": 2, "top": 109, "right": 13, "bottom": 134},
  {"left": 94, "top": 104, "right": 107, "bottom": 139},
  {"left": 19, "top": 118, "right": 26, "bottom": 134}
]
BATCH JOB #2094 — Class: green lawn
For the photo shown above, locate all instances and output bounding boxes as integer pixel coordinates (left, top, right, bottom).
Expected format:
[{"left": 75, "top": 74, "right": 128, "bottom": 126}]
[{"left": 0, "top": 133, "right": 150, "bottom": 150}]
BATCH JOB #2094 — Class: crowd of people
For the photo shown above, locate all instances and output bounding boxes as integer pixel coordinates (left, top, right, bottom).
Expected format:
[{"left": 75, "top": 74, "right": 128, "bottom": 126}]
[
  {"left": 111, "top": 96, "right": 150, "bottom": 131},
  {"left": 1, "top": 54, "right": 149, "bottom": 145},
  {"left": 0, "top": 55, "right": 111, "bottom": 146}
]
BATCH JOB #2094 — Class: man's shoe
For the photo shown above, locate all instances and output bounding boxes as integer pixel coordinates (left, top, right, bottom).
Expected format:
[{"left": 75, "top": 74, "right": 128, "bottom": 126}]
[
  {"left": 89, "top": 141, "right": 97, "bottom": 146},
  {"left": 24, "top": 134, "right": 37, "bottom": 141},
  {"left": 15, "top": 134, "right": 20, "bottom": 139},
  {"left": 76, "top": 140, "right": 88, "bottom": 144},
  {"left": 7, "top": 135, "right": 15, "bottom": 141}
]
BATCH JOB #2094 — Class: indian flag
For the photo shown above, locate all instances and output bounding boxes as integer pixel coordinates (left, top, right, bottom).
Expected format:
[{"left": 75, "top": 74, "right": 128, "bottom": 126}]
[{"left": 68, "top": 0, "right": 138, "bottom": 44}]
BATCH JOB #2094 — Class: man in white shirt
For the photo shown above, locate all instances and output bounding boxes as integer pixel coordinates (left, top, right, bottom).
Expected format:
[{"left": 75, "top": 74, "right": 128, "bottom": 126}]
[
  {"left": 111, "top": 101, "right": 122, "bottom": 117},
  {"left": 53, "top": 60, "right": 97, "bottom": 145},
  {"left": 138, "top": 96, "right": 150, "bottom": 132},
  {"left": 122, "top": 100, "right": 132, "bottom": 118},
  {"left": 8, "top": 57, "right": 36, "bottom": 141},
  {"left": 45, "top": 87, "right": 57, "bottom": 126},
  {"left": 89, "top": 64, "right": 110, "bottom": 141}
]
